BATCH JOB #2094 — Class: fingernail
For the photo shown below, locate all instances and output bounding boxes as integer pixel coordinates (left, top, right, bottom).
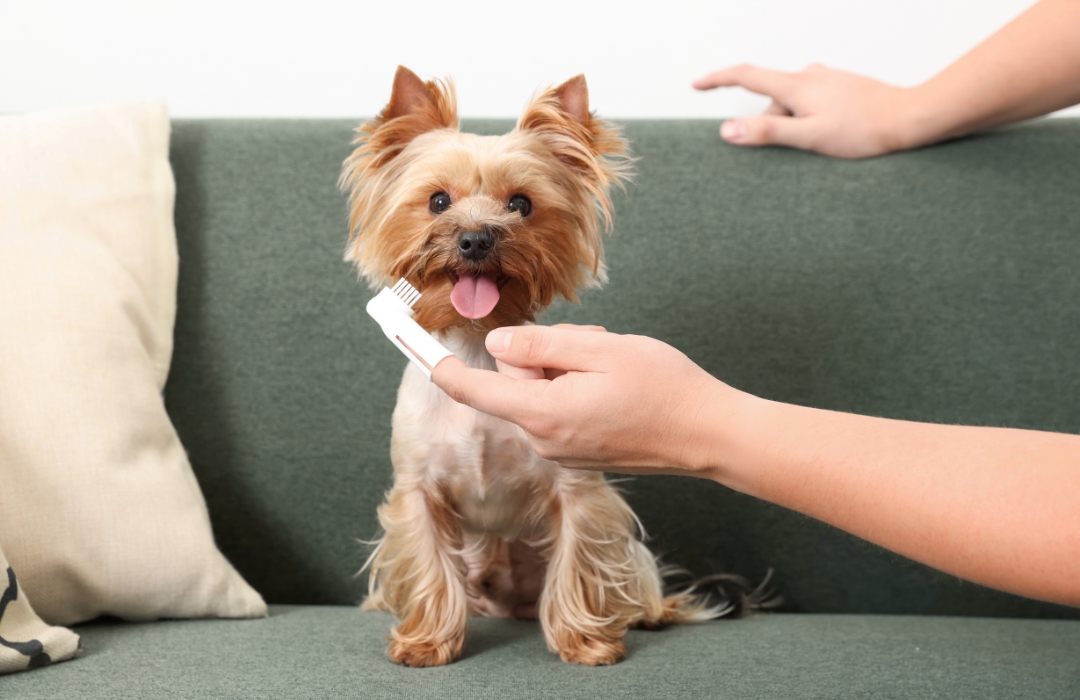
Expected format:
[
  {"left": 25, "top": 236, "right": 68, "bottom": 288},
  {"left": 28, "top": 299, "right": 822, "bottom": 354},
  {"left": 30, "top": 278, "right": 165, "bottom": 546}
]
[
  {"left": 721, "top": 120, "right": 746, "bottom": 143},
  {"left": 486, "top": 327, "right": 512, "bottom": 354}
]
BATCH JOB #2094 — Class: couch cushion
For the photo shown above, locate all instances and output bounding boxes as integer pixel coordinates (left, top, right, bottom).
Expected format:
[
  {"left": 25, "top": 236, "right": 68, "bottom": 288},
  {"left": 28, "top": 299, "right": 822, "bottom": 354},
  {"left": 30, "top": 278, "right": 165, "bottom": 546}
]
[
  {"left": 0, "top": 606, "right": 1077, "bottom": 698},
  {"left": 165, "top": 118, "right": 1080, "bottom": 619},
  {"left": 0, "top": 103, "right": 265, "bottom": 626},
  {"left": 0, "top": 544, "right": 79, "bottom": 674}
]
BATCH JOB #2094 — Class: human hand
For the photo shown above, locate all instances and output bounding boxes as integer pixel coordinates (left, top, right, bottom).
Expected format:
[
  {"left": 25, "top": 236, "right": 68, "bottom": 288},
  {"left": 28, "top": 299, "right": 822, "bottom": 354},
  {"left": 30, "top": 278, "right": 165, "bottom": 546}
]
[
  {"left": 432, "top": 325, "right": 748, "bottom": 477},
  {"left": 693, "top": 64, "right": 922, "bottom": 159}
]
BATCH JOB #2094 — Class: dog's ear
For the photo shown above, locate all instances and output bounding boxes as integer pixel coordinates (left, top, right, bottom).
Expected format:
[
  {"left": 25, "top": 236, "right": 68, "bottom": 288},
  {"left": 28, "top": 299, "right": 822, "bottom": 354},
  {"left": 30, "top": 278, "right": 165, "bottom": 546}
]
[
  {"left": 382, "top": 66, "right": 457, "bottom": 131},
  {"left": 520, "top": 74, "right": 592, "bottom": 130},
  {"left": 361, "top": 66, "right": 458, "bottom": 156},
  {"left": 553, "top": 74, "right": 590, "bottom": 126},
  {"left": 517, "top": 74, "right": 629, "bottom": 178}
]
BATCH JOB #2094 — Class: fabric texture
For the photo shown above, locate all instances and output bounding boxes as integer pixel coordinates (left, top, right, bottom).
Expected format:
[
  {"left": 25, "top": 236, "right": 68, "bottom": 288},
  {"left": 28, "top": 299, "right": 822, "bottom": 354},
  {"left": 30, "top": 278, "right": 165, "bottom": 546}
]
[
  {"left": 0, "top": 606, "right": 1077, "bottom": 698},
  {"left": 3, "top": 117, "right": 1077, "bottom": 698},
  {"left": 0, "top": 544, "right": 79, "bottom": 675},
  {"left": 164, "top": 118, "right": 1080, "bottom": 620},
  {"left": 0, "top": 102, "right": 266, "bottom": 625}
]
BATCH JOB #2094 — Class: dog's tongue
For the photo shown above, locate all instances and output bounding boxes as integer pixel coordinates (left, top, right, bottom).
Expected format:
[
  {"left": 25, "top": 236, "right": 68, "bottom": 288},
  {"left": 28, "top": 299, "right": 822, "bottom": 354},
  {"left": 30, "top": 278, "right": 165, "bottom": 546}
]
[{"left": 451, "top": 274, "right": 500, "bottom": 319}]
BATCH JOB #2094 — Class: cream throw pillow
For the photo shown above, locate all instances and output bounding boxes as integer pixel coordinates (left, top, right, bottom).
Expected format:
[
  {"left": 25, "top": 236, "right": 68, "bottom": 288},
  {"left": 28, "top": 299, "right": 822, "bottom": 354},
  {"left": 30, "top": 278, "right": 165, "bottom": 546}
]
[
  {"left": 0, "top": 101, "right": 266, "bottom": 625},
  {"left": 0, "top": 543, "right": 79, "bottom": 674}
]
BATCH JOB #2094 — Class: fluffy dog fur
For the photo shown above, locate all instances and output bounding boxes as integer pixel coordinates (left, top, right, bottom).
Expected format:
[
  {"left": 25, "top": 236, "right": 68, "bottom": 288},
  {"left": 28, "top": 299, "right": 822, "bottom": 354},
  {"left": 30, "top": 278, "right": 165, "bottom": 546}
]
[{"left": 341, "top": 66, "right": 722, "bottom": 667}]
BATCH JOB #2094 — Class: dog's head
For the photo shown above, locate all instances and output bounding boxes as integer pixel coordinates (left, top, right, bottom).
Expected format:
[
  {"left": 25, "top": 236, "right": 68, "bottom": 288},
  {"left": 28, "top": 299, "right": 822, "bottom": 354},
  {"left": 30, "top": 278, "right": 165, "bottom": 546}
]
[{"left": 341, "top": 66, "right": 631, "bottom": 334}]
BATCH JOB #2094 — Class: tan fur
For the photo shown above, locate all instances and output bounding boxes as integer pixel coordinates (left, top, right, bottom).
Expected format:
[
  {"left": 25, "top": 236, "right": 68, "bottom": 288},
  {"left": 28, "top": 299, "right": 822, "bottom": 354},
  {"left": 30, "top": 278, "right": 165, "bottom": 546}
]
[{"left": 345, "top": 67, "right": 721, "bottom": 667}]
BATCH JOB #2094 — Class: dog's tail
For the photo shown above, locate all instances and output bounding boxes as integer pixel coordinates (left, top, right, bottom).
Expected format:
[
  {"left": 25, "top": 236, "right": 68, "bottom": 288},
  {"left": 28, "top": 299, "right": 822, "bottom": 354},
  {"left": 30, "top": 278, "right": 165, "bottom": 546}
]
[{"left": 656, "top": 568, "right": 783, "bottom": 625}]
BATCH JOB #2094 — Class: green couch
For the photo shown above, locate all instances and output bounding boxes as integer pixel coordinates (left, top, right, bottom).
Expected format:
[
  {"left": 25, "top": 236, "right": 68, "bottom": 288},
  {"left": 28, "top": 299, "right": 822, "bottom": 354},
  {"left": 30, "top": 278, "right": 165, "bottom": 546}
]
[{"left": 3, "top": 119, "right": 1078, "bottom": 698}]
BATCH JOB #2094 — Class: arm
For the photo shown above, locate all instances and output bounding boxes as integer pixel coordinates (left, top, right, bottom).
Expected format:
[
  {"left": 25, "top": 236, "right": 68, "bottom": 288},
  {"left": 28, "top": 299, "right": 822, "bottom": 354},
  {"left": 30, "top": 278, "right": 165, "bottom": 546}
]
[
  {"left": 724, "top": 396, "right": 1080, "bottom": 608},
  {"left": 693, "top": 0, "right": 1080, "bottom": 158},
  {"left": 433, "top": 325, "right": 1080, "bottom": 607}
]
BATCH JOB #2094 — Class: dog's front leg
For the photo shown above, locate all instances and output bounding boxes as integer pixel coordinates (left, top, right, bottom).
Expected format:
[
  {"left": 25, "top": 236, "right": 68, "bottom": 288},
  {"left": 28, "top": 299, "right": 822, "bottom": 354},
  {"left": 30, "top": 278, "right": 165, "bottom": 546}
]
[
  {"left": 371, "top": 483, "right": 468, "bottom": 667},
  {"left": 539, "top": 477, "right": 664, "bottom": 665}
]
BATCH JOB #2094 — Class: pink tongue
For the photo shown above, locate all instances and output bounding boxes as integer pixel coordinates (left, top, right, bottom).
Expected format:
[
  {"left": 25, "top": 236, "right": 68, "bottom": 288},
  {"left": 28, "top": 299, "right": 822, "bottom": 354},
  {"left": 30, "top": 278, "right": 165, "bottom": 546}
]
[{"left": 451, "top": 274, "right": 501, "bottom": 319}]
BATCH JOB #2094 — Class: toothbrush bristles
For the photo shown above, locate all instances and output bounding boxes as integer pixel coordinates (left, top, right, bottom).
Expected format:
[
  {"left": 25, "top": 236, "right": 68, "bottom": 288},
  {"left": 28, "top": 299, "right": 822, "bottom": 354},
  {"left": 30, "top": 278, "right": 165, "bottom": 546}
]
[{"left": 391, "top": 278, "right": 421, "bottom": 308}]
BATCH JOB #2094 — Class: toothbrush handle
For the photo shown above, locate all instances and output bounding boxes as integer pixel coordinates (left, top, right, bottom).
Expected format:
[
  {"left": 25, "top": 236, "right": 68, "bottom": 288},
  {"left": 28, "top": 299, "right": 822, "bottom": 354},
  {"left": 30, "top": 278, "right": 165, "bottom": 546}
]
[
  {"left": 391, "top": 315, "right": 454, "bottom": 378},
  {"left": 366, "top": 289, "right": 455, "bottom": 379}
]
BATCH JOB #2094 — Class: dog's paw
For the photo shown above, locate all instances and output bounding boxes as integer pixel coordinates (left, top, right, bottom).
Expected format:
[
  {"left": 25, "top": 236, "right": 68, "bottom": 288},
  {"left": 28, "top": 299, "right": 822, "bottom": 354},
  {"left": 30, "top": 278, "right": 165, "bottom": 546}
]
[
  {"left": 557, "top": 634, "right": 626, "bottom": 666},
  {"left": 388, "top": 636, "right": 464, "bottom": 668}
]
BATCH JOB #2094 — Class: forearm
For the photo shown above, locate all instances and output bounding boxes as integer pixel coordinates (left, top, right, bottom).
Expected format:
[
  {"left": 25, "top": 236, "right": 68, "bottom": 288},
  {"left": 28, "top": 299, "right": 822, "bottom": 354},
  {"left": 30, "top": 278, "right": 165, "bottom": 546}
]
[
  {"left": 704, "top": 390, "right": 1080, "bottom": 606},
  {"left": 901, "top": 0, "right": 1080, "bottom": 149}
]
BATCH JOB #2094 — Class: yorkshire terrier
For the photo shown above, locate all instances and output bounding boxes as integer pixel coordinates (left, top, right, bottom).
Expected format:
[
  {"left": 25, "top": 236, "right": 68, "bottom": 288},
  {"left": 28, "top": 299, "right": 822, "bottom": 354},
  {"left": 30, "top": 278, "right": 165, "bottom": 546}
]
[{"left": 340, "top": 66, "right": 722, "bottom": 667}]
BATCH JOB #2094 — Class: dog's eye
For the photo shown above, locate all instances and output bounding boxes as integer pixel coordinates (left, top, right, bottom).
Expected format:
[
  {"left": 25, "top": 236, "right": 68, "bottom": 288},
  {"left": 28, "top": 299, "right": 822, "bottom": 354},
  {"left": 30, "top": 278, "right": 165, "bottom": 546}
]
[
  {"left": 507, "top": 194, "right": 532, "bottom": 218},
  {"left": 429, "top": 192, "right": 452, "bottom": 214}
]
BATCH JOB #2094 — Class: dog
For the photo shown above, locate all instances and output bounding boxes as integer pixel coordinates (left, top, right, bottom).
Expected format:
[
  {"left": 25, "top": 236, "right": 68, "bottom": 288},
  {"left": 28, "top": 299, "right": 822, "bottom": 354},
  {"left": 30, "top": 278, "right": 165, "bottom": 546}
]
[{"left": 340, "top": 66, "right": 723, "bottom": 667}]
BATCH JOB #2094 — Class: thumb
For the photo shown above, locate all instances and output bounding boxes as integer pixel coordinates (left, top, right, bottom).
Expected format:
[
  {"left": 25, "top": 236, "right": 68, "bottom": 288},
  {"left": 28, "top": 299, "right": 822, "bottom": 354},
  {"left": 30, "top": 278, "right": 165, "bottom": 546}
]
[
  {"left": 495, "top": 324, "right": 606, "bottom": 379},
  {"left": 485, "top": 325, "right": 614, "bottom": 373},
  {"left": 721, "top": 115, "right": 818, "bottom": 151}
]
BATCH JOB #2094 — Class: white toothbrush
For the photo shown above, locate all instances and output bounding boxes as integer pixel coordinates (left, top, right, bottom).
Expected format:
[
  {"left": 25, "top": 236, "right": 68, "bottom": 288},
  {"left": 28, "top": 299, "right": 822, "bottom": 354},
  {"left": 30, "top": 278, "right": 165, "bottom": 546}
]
[{"left": 366, "top": 279, "right": 455, "bottom": 379}]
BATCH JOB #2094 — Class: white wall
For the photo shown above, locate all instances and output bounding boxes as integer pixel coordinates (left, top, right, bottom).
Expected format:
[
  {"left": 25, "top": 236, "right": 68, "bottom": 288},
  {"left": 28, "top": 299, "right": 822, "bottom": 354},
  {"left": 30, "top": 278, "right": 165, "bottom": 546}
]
[{"left": 2, "top": 0, "right": 1077, "bottom": 120}]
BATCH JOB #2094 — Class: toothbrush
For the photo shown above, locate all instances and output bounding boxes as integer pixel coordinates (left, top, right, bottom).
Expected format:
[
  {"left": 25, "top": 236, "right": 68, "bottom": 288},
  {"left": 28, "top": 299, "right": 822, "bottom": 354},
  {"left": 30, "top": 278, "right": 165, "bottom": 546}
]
[{"left": 366, "top": 279, "right": 455, "bottom": 379}]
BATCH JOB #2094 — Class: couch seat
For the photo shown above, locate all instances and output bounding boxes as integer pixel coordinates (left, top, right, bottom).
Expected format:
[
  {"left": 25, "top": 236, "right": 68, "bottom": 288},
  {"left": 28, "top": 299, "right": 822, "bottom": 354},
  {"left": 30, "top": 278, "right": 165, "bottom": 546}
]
[{"left": 2, "top": 605, "right": 1076, "bottom": 699}]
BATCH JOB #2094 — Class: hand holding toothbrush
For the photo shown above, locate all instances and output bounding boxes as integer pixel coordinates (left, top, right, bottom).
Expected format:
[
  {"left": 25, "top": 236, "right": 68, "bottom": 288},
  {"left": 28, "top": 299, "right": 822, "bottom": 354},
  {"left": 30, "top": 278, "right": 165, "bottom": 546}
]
[
  {"left": 432, "top": 324, "right": 1080, "bottom": 608},
  {"left": 435, "top": 325, "right": 730, "bottom": 475}
]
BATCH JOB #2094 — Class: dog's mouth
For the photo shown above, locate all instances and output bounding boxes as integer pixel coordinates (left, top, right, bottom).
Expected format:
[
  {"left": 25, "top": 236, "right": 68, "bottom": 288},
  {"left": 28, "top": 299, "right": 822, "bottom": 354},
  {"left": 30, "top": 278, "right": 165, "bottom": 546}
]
[{"left": 448, "top": 271, "right": 510, "bottom": 320}]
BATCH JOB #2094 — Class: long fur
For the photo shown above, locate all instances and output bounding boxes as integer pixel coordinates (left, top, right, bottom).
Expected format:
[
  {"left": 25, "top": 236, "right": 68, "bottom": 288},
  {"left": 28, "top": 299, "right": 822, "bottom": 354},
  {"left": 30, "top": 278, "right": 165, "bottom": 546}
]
[{"left": 345, "top": 67, "right": 722, "bottom": 667}]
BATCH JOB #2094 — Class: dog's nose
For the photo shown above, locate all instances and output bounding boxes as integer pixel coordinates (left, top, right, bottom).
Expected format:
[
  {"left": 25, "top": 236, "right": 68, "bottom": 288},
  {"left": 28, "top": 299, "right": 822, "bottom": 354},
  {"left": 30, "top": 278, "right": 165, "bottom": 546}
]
[{"left": 458, "top": 228, "right": 496, "bottom": 262}]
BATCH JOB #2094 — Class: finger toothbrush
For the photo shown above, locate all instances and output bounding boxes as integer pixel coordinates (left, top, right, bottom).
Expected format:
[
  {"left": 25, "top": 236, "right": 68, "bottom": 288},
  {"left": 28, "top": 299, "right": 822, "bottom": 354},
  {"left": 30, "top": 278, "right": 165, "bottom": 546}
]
[{"left": 366, "top": 279, "right": 455, "bottom": 379}]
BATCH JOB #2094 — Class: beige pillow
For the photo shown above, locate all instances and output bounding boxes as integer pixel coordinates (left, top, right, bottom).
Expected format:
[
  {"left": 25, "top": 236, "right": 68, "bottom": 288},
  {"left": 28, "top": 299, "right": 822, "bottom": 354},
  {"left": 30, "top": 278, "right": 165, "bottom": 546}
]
[
  {"left": 0, "top": 543, "right": 79, "bottom": 674},
  {"left": 0, "top": 101, "right": 266, "bottom": 625}
]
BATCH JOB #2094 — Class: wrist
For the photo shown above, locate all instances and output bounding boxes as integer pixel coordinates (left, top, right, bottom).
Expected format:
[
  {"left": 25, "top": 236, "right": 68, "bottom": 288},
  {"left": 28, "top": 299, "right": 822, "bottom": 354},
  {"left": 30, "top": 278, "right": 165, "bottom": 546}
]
[
  {"left": 681, "top": 381, "right": 768, "bottom": 488},
  {"left": 884, "top": 85, "right": 941, "bottom": 152},
  {"left": 892, "top": 81, "right": 973, "bottom": 152}
]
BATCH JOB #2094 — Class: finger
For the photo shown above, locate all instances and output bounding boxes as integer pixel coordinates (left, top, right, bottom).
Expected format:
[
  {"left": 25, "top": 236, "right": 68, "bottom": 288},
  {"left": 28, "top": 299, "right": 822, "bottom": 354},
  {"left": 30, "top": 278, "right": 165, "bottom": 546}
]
[
  {"left": 496, "top": 358, "right": 546, "bottom": 380},
  {"left": 692, "top": 64, "right": 798, "bottom": 102},
  {"left": 485, "top": 325, "right": 616, "bottom": 373},
  {"left": 764, "top": 99, "right": 791, "bottom": 116},
  {"left": 721, "top": 114, "right": 818, "bottom": 151},
  {"left": 551, "top": 324, "right": 607, "bottom": 333},
  {"left": 431, "top": 356, "right": 545, "bottom": 421},
  {"left": 493, "top": 325, "right": 605, "bottom": 379}
]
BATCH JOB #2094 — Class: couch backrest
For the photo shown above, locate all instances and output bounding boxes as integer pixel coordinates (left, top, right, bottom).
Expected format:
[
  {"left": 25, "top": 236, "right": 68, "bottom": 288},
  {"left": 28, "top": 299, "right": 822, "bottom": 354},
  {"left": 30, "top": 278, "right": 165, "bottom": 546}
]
[{"left": 167, "top": 118, "right": 1080, "bottom": 618}]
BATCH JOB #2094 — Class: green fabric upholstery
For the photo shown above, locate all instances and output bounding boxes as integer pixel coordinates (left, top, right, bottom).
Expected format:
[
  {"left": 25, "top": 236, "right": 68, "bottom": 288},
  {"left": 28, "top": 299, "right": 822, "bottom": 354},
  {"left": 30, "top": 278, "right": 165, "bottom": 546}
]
[
  {"left": 164, "top": 118, "right": 1080, "bottom": 619},
  {"left": 1, "top": 607, "right": 1076, "bottom": 698},
  {"left": 6, "top": 118, "right": 1078, "bottom": 697}
]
